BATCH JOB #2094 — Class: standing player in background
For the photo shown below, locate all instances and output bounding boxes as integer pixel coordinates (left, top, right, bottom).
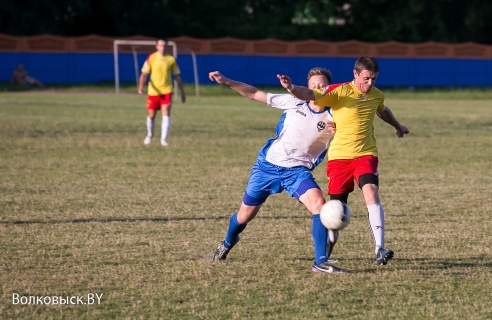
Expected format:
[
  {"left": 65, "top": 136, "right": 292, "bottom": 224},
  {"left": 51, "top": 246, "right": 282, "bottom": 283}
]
[
  {"left": 208, "top": 68, "right": 346, "bottom": 274},
  {"left": 277, "top": 56, "right": 409, "bottom": 266},
  {"left": 138, "top": 38, "right": 186, "bottom": 147}
]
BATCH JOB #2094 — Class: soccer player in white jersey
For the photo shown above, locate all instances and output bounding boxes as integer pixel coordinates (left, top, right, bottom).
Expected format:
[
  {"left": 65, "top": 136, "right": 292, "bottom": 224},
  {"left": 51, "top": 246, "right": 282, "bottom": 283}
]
[{"left": 208, "top": 68, "right": 346, "bottom": 274}]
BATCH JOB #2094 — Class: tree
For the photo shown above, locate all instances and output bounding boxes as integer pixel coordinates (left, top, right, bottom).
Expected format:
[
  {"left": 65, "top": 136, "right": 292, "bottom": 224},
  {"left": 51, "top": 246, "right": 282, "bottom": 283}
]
[{"left": 0, "top": 0, "right": 491, "bottom": 43}]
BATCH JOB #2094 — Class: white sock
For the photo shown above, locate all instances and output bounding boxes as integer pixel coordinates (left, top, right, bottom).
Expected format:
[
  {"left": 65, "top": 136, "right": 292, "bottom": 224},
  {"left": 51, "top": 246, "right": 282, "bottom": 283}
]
[
  {"left": 161, "top": 116, "right": 170, "bottom": 142},
  {"left": 367, "top": 202, "right": 385, "bottom": 253},
  {"left": 328, "top": 229, "right": 339, "bottom": 243},
  {"left": 146, "top": 117, "right": 154, "bottom": 137}
]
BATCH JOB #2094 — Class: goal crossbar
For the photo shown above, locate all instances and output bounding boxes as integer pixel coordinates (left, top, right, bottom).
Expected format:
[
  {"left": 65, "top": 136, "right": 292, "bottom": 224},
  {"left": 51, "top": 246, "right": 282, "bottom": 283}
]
[{"left": 113, "top": 40, "right": 199, "bottom": 97}]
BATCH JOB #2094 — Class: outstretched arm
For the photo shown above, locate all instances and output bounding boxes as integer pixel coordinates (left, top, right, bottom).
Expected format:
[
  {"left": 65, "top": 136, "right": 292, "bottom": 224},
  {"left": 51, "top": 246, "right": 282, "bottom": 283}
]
[
  {"left": 276, "top": 74, "right": 315, "bottom": 101},
  {"left": 377, "top": 106, "right": 410, "bottom": 138},
  {"left": 209, "top": 71, "right": 267, "bottom": 103}
]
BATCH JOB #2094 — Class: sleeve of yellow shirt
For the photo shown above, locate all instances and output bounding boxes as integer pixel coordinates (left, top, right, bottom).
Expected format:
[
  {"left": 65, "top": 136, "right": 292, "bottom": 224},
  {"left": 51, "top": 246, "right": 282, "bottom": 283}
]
[
  {"left": 313, "top": 83, "right": 345, "bottom": 107},
  {"left": 141, "top": 60, "right": 150, "bottom": 74}
]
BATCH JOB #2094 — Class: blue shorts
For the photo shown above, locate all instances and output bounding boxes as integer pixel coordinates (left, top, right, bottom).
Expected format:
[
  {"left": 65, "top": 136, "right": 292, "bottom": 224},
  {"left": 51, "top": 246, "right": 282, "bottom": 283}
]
[{"left": 243, "top": 159, "right": 321, "bottom": 206}]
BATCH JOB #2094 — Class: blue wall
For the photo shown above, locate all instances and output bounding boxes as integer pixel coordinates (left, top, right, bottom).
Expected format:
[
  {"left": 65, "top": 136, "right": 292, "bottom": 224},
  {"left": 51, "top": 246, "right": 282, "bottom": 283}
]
[{"left": 2, "top": 52, "right": 492, "bottom": 87}]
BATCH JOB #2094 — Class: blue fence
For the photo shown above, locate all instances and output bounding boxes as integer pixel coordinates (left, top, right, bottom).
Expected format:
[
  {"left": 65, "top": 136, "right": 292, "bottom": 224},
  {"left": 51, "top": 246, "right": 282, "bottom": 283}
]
[{"left": 2, "top": 52, "right": 492, "bottom": 87}]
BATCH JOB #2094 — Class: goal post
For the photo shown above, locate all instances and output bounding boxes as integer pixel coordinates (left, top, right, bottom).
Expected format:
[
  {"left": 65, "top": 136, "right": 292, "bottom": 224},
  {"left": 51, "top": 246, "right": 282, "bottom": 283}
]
[{"left": 113, "top": 40, "right": 199, "bottom": 97}]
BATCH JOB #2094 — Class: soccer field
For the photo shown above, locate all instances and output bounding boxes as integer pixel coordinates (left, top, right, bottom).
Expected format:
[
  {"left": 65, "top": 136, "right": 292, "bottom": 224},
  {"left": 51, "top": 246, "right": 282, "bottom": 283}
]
[{"left": 1, "top": 89, "right": 491, "bottom": 319}]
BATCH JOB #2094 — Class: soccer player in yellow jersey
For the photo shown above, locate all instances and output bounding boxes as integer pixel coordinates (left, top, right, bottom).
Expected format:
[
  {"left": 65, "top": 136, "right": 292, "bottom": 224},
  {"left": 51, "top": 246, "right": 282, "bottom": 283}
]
[
  {"left": 277, "top": 56, "right": 409, "bottom": 266},
  {"left": 138, "top": 38, "right": 186, "bottom": 147}
]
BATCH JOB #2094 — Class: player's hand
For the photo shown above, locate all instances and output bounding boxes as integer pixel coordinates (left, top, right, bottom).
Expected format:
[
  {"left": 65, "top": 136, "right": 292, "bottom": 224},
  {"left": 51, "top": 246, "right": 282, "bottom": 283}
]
[
  {"left": 138, "top": 88, "right": 143, "bottom": 95},
  {"left": 209, "top": 71, "right": 229, "bottom": 84},
  {"left": 396, "top": 125, "right": 409, "bottom": 138},
  {"left": 277, "top": 74, "right": 293, "bottom": 90},
  {"left": 325, "top": 120, "right": 336, "bottom": 135}
]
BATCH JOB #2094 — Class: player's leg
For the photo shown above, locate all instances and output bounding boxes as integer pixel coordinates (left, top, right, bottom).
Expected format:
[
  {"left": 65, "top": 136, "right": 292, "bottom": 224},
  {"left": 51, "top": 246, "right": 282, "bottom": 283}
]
[
  {"left": 326, "top": 160, "right": 355, "bottom": 262},
  {"left": 326, "top": 193, "right": 349, "bottom": 259},
  {"left": 224, "top": 201, "right": 263, "bottom": 250},
  {"left": 355, "top": 156, "right": 394, "bottom": 265},
  {"left": 213, "top": 203, "right": 262, "bottom": 261},
  {"left": 360, "top": 181, "right": 393, "bottom": 265},
  {"left": 33, "top": 77, "right": 43, "bottom": 87},
  {"left": 298, "top": 187, "right": 328, "bottom": 263},
  {"left": 160, "top": 104, "right": 171, "bottom": 146},
  {"left": 160, "top": 94, "right": 173, "bottom": 146},
  {"left": 229, "top": 202, "right": 261, "bottom": 246},
  {"left": 213, "top": 161, "right": 276, "bottom": 261},
  {"left": 360, "top": 181, "right": 383, "bottom": 250},
  {"left": 144, "top": 109, "right": 157, "bottom": 145},
  {"left": 288, "top": 171, "right": 345, "bottom": 274},
  {"left": 144, "top": 96, "right": 159, "bottom": 145}
]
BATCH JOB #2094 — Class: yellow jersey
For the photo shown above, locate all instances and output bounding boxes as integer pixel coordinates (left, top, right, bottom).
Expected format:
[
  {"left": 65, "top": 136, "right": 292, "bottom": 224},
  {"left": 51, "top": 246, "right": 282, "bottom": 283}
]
[
  {"left": 313, "top": 81, "right": 385, "bottom": 160},
  {"left": 141, "top": 52, "right": 180, "bottom": 96}
]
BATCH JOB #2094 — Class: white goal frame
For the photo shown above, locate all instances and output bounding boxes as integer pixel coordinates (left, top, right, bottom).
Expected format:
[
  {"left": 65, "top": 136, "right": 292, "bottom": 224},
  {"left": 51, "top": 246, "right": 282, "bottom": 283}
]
[{"left": 113, "top": 40, "right": 199, "bottom": 97}]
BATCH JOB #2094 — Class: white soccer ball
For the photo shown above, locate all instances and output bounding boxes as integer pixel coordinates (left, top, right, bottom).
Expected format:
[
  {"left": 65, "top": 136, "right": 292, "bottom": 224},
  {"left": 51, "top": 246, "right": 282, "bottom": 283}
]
[{"left": 320, "top": 200, "right": 352, "bottom": 230}]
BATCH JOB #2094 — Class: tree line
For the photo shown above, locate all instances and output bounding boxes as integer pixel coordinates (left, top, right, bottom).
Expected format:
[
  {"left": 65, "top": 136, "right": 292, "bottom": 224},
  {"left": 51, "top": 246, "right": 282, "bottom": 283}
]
[{"left": 1, "top": 0, "right": 491, "bottom": 44}]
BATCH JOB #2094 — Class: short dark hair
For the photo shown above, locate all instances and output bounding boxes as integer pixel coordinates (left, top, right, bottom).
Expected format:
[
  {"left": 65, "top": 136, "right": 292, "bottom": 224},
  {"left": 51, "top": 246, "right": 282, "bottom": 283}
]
[
  {"left": 354, "top": 56, "right": 379, "bottom": 74},
  {"left": 307, "top": 67, "right": 332, "bottom": 84}
]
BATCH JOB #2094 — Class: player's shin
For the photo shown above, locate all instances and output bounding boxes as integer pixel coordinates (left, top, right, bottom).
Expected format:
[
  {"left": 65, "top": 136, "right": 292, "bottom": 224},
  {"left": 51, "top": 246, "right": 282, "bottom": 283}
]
[
  {"left": 367, "top": 202, "right": 385, "bottom": 253},
  {"left": 146, "top": 117, "right": 154, "bottom": 137},
  {"left": 327, "top": 229, "right": 339, "bottom": 258},
  {"left": 161, "top": 115, "right": 170, "bottom": 142},
  {"left": 224, "top": 212, "right": 246, "bottom": 249},
  {"left": 312, "top": 214, "right": 328, "bottom": 264}
]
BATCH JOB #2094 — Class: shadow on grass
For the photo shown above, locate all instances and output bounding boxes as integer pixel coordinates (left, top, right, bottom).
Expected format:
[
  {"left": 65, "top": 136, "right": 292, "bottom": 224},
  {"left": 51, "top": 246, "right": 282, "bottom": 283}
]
[
  {"left": 400, "top": 257, "right": 492, "bottom": 269},
  {"left": 282, "top": 256, "right": 492, "bottom": 273},
  {"left": 0, "top": 215, "right": 308, "bottom": 225}
]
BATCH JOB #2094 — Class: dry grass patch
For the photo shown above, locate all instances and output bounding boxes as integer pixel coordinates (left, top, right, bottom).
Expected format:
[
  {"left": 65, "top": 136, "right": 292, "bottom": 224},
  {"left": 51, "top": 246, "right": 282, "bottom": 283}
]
[{"left": 1, "top": 92, "right": 491, "bottom": 319}]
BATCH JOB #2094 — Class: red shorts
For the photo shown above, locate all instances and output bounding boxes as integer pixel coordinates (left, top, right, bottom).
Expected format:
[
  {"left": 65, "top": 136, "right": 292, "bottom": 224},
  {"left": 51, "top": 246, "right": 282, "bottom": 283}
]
[
  {"left": 146, "top": 94, "right": 172, "bottom": 110},
  {"left": 326, "top": 155, "right": 379, "bottom": 195}
]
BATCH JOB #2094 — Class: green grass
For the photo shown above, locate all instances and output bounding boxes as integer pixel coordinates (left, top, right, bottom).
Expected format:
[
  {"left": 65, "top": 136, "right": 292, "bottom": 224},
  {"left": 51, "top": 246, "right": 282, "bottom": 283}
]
[{"left": 1, "top": 88, "right": 491, "bottom": 319}]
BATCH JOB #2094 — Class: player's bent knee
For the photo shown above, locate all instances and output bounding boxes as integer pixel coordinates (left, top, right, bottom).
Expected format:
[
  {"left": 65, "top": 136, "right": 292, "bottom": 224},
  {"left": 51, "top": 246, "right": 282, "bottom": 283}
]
[
  {"left": 300, "top": 189, "right": 325, "bottom": 214},
  {"left": 242, "top": 192, "right": 266, "bottom": 207},
  {"left": 358, "top": 173, "right": 379, "bottom": 189}
]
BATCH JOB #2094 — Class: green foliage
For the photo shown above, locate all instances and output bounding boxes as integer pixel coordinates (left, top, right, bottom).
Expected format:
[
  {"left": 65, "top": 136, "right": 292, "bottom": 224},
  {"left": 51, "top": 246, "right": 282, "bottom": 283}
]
[
  {"left": 1, "top": 0, "right": 492, "bottom": 43},
  {"left": 0, "top": 90, "right": 491, "bottom": 319}
]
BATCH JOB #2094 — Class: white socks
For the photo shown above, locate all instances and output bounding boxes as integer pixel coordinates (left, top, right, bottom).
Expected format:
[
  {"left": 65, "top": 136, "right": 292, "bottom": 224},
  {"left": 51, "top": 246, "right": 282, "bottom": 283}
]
[
  {"left": 328, "top": 229, "right": 339, "bottom": 243},
  {"left": 146, "top": 116, "right": 171, "bottom": 146},
  {"left": 146, "top": 117, "right": 154, "bottom": 137},
  {"left": 161, "top": 115, "right": 170, "bottom": 143},
  {"left": 367, "top": 202, "right": 385, "bottom": 253}
]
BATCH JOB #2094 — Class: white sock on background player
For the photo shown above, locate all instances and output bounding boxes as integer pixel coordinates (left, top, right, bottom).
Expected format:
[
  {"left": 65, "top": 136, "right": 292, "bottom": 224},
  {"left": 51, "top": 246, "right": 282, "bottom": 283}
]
[
  {"left": 144, "top": 117, "right": 155, "bottom": 145},
  {"left": 161, "top": 115, "right": 170, "bottom": 145},
  {"left": 146, "top": 117, "right": 154, "bottom": 137}
]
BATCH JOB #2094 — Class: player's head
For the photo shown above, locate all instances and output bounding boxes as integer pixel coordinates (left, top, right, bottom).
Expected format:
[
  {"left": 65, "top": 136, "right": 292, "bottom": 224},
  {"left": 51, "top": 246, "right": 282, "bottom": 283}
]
[
  {"left": 307, "top": 67, "right": 332, "bottom": 90},
  {"left": 155, "top": 38, "right": 168, "bottom": 54},
  {"left": 353, "top": 56, "right": 379, "bottom": 93}
]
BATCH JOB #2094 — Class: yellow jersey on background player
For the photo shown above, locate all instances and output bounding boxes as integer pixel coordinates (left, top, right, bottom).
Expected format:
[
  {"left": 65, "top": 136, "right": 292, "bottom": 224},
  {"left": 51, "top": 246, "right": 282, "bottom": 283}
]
[{"left": 141, "top": 52, "right": 181, "bottom": 96}]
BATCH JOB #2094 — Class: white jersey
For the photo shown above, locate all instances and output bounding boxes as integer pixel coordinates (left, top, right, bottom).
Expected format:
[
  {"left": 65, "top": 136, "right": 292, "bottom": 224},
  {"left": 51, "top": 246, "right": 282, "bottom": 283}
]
[{"left": 257, "top": 93, "right": 333, "bottom": 170}]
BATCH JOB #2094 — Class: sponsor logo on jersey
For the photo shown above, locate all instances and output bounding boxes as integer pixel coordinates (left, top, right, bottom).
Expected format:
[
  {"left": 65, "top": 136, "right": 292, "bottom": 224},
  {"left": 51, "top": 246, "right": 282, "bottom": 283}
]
[
  {"left": 358, "top": 94, "right": 368, "bottom": 100},
  {"left": 317, "top": 121, "right": 326, "bottom": 132},
  {"left": 296, "top": 110, "right": 307, "bottom": 117}
]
